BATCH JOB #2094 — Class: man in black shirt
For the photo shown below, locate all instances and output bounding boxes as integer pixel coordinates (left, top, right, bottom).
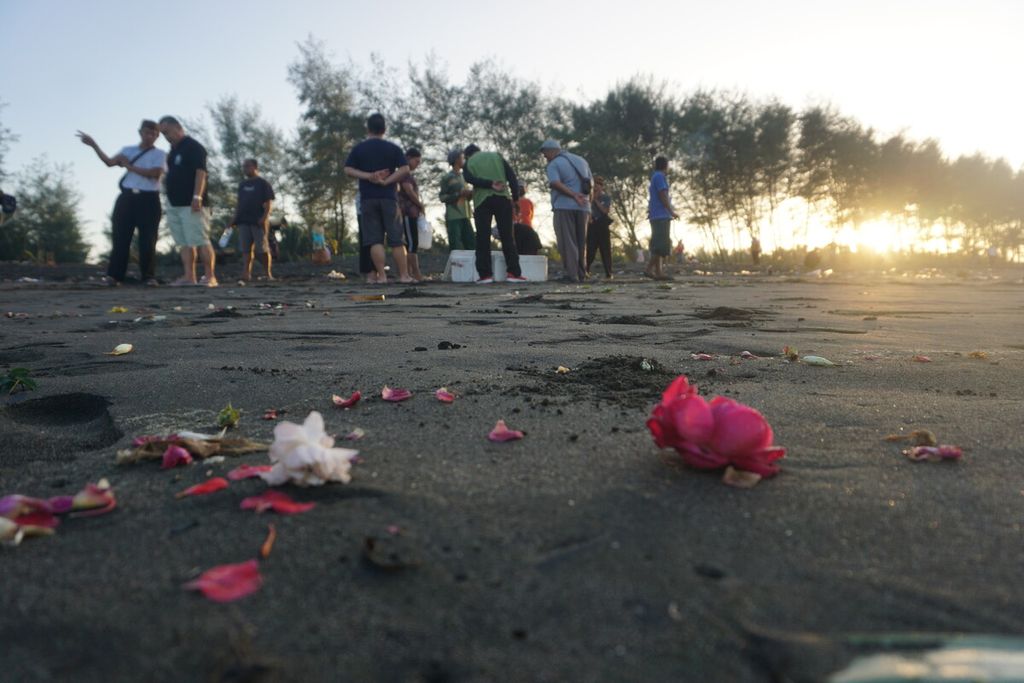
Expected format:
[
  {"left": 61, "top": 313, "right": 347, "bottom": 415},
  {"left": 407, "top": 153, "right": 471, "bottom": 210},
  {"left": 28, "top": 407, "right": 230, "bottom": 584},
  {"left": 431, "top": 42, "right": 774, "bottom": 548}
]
[
  {"left": 159, "top": 115, "right": 218, "bottom": 287},
  {"left": 229, "top": 158, "right": 275, "bottom": 281},
  {"left": 343, "top": 113, "right": 413, "bottom": 284}
]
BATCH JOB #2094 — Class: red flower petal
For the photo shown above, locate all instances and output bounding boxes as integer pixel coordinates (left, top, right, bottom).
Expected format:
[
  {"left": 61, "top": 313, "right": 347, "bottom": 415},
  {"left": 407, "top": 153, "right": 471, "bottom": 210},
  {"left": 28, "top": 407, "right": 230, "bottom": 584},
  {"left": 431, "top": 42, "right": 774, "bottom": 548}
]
[
  {"left": 261, "top": 409, "right": 279, "bottom": 420},
  {"left": 488, "top": 419, "right": 524, "bottom": 442},
  {"left": 176, "top": 477, "right": 229, "bottom": 499},
  {"left": 227, "top": 464, "right": 274, "bottom": 481},
  {"left": 435, "top": 388, "right": 456, "bottom": 403},
  {"left": 382, "top": 386, "right": 412, "bottom": 402},
  {"left": 708, "top": 398, "right": 775, "bottom": 458},
  {"left": 669, "top": 394, "right": 715, "bottom": 445},
  {"left": 13, "top": 511, "right": 60, "bottom": 530},
  {"left": 912, "top": 355, "right": 932, "bottom": 363},
  {"left": 660, "top": 375, "right": 698, "bottom": 404},
  {"left": 184, "top": 559, "right": 262, "bottom": 602},
  {"left": 240, "top": 490, "right": 316, "bottom": 515},
  {"left": 161, "top": 445, "right": 193, "bottom": 470},
  {"left": 903, "top": 444, "right": 963, "bottom": 462},
  {"left": 332, "top": 391, "right": 361, "bottom": 408}
]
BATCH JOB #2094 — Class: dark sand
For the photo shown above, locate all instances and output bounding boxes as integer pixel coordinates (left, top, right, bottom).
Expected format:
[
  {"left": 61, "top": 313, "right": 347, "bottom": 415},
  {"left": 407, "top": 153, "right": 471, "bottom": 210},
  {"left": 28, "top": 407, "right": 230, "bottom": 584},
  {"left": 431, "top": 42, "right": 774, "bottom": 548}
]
[{"left": 1, "top": 259, "right": 1023, "bottom": 682}]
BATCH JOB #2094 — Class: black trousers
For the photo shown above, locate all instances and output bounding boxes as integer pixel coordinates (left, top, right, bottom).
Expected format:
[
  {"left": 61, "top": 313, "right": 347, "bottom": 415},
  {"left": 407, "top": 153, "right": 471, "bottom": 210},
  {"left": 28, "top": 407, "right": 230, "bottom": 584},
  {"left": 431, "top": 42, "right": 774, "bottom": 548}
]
[
  {"left": 514, "top": 223, "right": 542, "bottom": 256},
  {"left": 109, "top": 190, "right": 161, "bottom": 281},
  {"left": 474, "top": 195, "right": 520, "bottom": 278},
  {"left": 586, "top": 218, "right": 613, "bottom": 276},
  {"left": 356, "top": 214, "right": 373, "bottom": 274}
]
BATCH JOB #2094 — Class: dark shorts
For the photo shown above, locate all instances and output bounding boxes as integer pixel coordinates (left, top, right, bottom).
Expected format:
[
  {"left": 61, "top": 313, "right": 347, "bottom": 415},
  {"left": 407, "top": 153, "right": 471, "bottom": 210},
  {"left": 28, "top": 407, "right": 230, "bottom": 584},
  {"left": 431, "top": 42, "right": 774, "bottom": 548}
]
[
  {"left": 237, "top": 223, "right": 269, "bottom": 254},
  {"left": 403, "top": 215, "right": 419, "bottom": 254},
  {"left": 650, "top": 219, "right": 672, "bottom": 257},
  {"left": 360, "top": 198, "right": 403, "bottom": 247}
]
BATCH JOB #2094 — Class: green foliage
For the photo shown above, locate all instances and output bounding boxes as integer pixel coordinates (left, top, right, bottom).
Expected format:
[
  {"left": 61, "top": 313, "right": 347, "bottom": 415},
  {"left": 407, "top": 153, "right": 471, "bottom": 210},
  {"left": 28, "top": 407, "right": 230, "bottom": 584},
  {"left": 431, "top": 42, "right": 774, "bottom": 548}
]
[
  {"left": 3, "top": 158, "right": 88, "bottom": 263},
  {"left": 217, "top": 402, "right": 240, "bottom": 429},
  {"left": 2, "top": 367, "right": 37, "bottom": 395}
]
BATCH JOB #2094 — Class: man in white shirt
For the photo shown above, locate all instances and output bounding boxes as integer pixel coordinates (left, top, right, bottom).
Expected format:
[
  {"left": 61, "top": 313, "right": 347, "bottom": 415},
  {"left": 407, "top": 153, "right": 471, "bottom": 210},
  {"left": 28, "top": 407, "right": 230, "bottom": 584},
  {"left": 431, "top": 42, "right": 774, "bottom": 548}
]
[
  {"left": 77, "top": 120, "right": 166, "bottom": 286},
  {"left": 541, "top": 139, "right": 592, "bottom": 283}
]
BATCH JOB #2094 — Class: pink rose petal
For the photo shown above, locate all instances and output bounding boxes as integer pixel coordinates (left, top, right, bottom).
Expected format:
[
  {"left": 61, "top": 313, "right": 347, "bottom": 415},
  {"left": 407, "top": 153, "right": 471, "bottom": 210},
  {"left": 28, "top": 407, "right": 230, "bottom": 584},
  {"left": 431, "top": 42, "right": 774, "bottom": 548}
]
[
  {"left": 185, "top": 559, "right": 262, "bottom": 602},
  {"left": 690, "top": 353, "right": 715, "bottom": 361},
  {"left": 240, "top": 490, "right": 316, "bottom": 515},
  {"left": 382, "top": 386, "right": 412, "bottom": 402},
  {"left": 332, "top": 391, "right": 361, "bottom": 408},
  {"left": 227, "top": 464, "right": 274, "bottom": 481},
  {"left": 176, "top": 477, "right": 229, "bottom": 499},
  {"left": 903, "top": 444, "right": 963, "bottom": 462},
  {"left": 488, "top": 419, "right": 524, "bottom": 442},
  {"left": 435, "top": 388, "right": 456, "bottom": 403},
  {"left": 912, "top": 355, "right": 932, "bottom": 363},
  {"left": 161, "top": 445, "right": 193, "bottom": 470},
  {"left": 739, "top": 351, "right": 759, "bottom": 359}
]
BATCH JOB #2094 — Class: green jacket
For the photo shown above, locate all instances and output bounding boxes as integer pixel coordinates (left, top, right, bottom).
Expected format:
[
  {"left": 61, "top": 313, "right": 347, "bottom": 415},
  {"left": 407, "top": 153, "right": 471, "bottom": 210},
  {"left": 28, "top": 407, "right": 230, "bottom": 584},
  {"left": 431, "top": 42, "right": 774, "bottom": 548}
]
[{"left": 439, "top": 171, "right": 470, "bottom": 221}]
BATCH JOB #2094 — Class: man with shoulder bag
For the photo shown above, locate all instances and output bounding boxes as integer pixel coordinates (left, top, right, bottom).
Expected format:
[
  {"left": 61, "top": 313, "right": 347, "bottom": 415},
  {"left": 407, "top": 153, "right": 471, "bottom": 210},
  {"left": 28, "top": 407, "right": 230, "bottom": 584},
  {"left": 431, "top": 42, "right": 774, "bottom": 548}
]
[{"left": 77, "top": 120, "right": 166, "bottom": 286}]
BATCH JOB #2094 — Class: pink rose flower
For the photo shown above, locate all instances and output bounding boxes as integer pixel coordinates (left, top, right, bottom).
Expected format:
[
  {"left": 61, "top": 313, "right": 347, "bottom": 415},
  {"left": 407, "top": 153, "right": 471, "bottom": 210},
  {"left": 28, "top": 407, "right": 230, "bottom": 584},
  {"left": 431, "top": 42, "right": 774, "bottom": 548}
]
[{"left": 647, "top": 376, "right": 785, "bottom": 478}]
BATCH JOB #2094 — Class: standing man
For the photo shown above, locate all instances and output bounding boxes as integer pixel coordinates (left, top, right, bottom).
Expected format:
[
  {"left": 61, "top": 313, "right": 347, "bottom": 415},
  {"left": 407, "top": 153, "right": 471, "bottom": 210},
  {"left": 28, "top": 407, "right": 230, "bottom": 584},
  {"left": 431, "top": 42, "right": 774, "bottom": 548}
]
[
  {"left": 228, "top": 158, "right": 275, "bottom": 281},
  {"left": 158, "top": 116, "right": 218, "bottom": 287},
  {"left": 646, "top": 155, "right": 679, "bottom": 280},
  {"left": 77, "top": 121, "right": 165, "bottom": 286},
  {"left": 439, "top": 149, "right": 475, "bottom": 251},
  {"left": 541, "top": 139, "right": 592, "bottom": 283},
  {"left": 462, "top": 144, "right": 526, "bottom": 284},
  {"left": 398, "top": 147, "right": 425, "bottom": 281},
  {"left": 344, "top": 113, "right": 412, "bottom": 284}
]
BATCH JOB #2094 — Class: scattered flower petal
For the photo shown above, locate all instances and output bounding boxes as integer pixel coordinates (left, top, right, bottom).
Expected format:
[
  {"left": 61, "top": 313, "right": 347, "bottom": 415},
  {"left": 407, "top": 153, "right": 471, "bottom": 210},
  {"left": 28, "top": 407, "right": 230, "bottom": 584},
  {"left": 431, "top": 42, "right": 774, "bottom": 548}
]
[
  {"left": 56, "top": 480, "right": 117, "bottom": 517},
  {"left": 782, "top": 346, "right": 799, "bottom": 361},
  {"left": 739, "top": 351, "right": 759, "bottom": 359},
  {"left": 176, "top": 477, "right": 229, "bottom": 499},
  {"left": 0, "top": 494, "right": 54, "bottom": 520},
  {"left": 332, "top": 391, "right": 361, "bottom": 409},
  {"left": 386, "top": 524, "right": 401, "bottom": 535},
  {"left": 801, "top": 355, "right": 835, "bottom": 366},
  {"left": 260, "top": 524, "right": 276, "bottom": 559},
  {"left": 968, "top": 351, "right": 989, "bottom": 360},
  {"left": 184, "top": 559, "right": 262, "bottom": 602},
  {"left": 555, "top": 366, "right": 571, "bottom": 374},
  {"left": 382, "top": 386, "right": 412, "bottom": 402},
  {"left": 690, "top": 353, "right": 715, "bottom": 361},
  {"left": 241, "top": 490, "right": 316, "bottom": 515},
  {"left": 722, "top": 466, "right": 763, "bottom": 489},
  {"left": 0, "top": 517, "right": 25, "bottom": 546},
  {"left": 435, "top": 388, "right": 456, "bottom": 403},
  {"left": 488, "top": 419, "right": 524, "bottom": 442},
  {"left": 108, "top": 306, "right": 128, "bottom": 314},
  {"left": 161, "top": 445, "right": 193, "bottom": 470},
  {"left": 344, "top": 428, "right": 365, "bottom": 441},
  {"left": 903, "top": 445, "right": 963, "bottom": 462},
  {"left": 227, "top": 464, "right": 274, "bottom": 481},
  {"left": 106, "top": 343, "right": 133, "bottom": 356},
  {"left": 912, "top": 355, "right": 932, "bottom": 363},
  {"left": 261, "top": 409, "right": 279, "bottom": 420},
  {"left": 260, "top": 411, "right": 358, "bottom": 487}
]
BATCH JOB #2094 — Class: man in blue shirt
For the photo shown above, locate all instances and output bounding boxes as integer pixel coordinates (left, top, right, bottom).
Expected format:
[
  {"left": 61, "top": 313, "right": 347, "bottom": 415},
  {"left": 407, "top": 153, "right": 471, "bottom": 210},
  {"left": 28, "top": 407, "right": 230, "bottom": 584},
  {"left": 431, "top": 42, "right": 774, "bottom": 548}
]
[
  {"left": 344, "top": 113, "right": 413, "bottom": 284},
  {"left": 646, "top": 155, "right": 679, "bottom": 280},
  {"left": 541, "top": 139, "right": 592, "bottom": 283}
]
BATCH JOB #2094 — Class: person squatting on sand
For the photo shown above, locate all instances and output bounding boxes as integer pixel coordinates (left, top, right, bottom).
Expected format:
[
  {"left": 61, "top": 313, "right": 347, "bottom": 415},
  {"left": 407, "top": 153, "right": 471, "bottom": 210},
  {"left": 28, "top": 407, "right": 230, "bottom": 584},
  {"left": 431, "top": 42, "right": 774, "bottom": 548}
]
[
  {"left": 344, "top": 113, "right": 413, "bottom": 284},
  {"left": 439, "top": 148, "right": 475, "bottom": 252},
  {"left": 514, "top": 182, "right": 542, "bottom": 256},
  {"left": 462, "top": 144, "right": 526, "bottom": 284},
  {"left": 228, "top": 158, "right": 275, "bottom": 281},
  {"left": 159, "top": 116, "right": 218, "bottom": 287},
  {"left": 646, "top": 155, "right": 679, "bottom": 280},
  {"left": 398, "top": 147, "right": 426, "bottom": 281},
  {"left": 77, "top": 120, "right": 166, "bottom": 287},
  {"left": 541, "top": 138, "right": 593, "bottom": 283}
]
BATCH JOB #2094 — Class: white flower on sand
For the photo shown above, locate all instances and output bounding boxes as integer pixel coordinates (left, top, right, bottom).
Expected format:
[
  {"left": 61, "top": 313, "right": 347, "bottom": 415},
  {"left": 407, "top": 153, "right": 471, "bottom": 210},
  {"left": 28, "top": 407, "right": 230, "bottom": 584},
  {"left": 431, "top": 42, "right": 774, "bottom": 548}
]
[{"left": 260, "top": 411, "right": 358, "bottom": 487}]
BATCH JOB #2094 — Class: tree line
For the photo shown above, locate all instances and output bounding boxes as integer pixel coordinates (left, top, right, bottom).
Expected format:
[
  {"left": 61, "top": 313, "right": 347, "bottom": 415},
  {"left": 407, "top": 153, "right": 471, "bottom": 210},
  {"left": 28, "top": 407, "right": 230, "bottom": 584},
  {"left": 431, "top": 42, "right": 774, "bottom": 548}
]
[{"left": 2, "top": 38, "right": 1022, "bottom": 263}]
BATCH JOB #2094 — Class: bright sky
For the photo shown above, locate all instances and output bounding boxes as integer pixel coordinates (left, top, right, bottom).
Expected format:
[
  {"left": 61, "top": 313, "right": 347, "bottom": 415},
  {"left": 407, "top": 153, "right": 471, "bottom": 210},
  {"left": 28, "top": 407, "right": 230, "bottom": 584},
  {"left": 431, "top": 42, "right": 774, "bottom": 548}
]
[{"left": 2, "top": 0, "right": 1021, "bottom": 256}]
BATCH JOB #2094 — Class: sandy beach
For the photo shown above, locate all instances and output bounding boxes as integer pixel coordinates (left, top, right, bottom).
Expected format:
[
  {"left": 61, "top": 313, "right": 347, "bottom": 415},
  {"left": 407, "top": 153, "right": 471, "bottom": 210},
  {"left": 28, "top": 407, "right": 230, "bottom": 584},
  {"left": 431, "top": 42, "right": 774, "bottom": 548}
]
[{"left": 1, "top": 259, "right": 1023, "bottom": 682}]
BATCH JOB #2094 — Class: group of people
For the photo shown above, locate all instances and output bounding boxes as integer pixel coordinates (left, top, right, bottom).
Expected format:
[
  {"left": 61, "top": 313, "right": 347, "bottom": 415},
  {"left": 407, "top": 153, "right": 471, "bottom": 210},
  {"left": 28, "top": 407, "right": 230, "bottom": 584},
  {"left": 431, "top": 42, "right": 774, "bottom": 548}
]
[
  {"left": 78, "top": 112, "right": 682, "bottom": 286},
  {"left": 78, "top": 116, "right": 276, "bottom": 287}
]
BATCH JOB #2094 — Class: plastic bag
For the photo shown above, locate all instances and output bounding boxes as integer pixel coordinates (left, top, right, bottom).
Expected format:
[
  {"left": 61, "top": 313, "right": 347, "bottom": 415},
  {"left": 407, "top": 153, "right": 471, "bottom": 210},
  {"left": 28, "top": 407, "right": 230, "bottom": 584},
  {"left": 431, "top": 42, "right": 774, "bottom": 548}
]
[{"left": 417, "top": 215, "right": 432, "bottom": 250}]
